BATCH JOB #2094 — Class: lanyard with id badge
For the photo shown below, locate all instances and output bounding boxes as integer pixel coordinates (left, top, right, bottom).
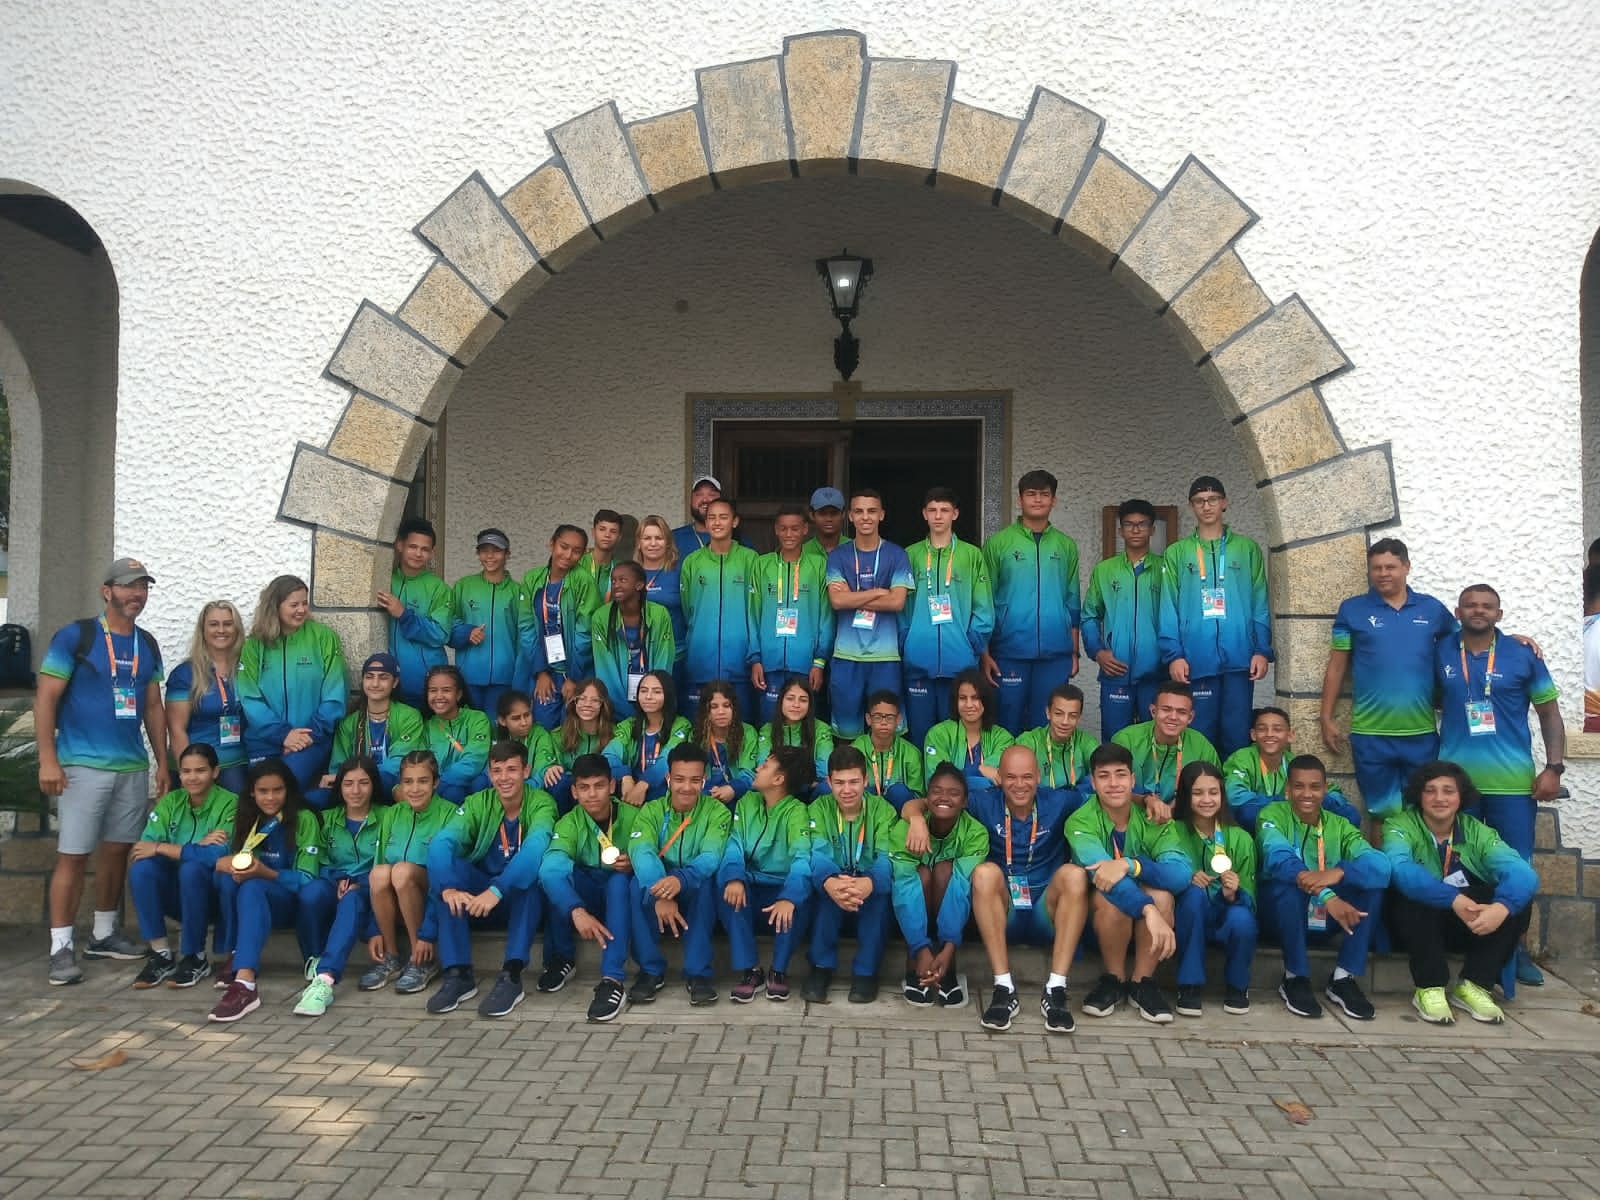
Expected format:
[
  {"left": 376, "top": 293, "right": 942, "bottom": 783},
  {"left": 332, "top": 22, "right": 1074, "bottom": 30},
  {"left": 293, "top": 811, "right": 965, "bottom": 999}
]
[
  {"left": 852, "top": 545, "right": 882, "bottom": 631},
  {"left": 1197, "top": 533, "right": 1227, "bottom": 621},
  {"left": 774, "top": 558, "right": 802, "bottom": 639},
  {"left": 925, "top": 546, "right": 954, "bottom": 625},
  {"left": 1005, "top": 807, "right": 1039, "bottom": 909},
  {"left": 214, "top": 669, "right": 241, "bottom": 745},
  {"left": 103, "top": 619, "right": 140, "bottom": 720},
  {"left": 1439, "top": 833, "right": 1469, "bottom": 889},
  {"left": 1305, "top": 824, "right": 1329, "bottom": 931},
  {"left": 541, "top": 582, "right": 566, "bottom": 668},
  {"left": 1460, "top": 637, "right": 1497, "bottom": 736},
  {"left": 623, "top": 621, "right": 645, "bottom": 702}
]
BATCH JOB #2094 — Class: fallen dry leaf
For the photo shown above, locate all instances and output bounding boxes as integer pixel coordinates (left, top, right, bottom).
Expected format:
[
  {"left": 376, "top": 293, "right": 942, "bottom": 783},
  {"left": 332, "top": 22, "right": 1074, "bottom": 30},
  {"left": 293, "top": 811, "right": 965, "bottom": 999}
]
[
  {"left": 70, "top": 1049, "right": 128, "bottom": 1071},
  {"left": 1580, "top": 1002, "right": 1600, "bottom": 1018},
  {"left": 1275, "top": 1098, "right": 1313, "bottom": 1125}
]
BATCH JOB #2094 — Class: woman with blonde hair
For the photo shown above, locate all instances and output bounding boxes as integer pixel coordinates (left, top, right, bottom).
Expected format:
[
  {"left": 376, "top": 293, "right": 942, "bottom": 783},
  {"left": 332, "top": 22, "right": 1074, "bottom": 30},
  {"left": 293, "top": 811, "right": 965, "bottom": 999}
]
[
  {"left": 166, "top": 600, "right": 249, "bottom": 794},
  {"left": 637, "top": 515, "right": 686, "bottom": 693},
  {"left": 238, "top": 575, "right": 349, "bottom": 790}
]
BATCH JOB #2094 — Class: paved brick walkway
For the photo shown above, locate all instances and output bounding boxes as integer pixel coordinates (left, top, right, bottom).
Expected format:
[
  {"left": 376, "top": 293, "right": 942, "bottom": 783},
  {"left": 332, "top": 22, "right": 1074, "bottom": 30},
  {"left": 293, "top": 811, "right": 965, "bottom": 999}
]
[{"left": 4, "top": 937, "right": 1600, "bottom": 1199}]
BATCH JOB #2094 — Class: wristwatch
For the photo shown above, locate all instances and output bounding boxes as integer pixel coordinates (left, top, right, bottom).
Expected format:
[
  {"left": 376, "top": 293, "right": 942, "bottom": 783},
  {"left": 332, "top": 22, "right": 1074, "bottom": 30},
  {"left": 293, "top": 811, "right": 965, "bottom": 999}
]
[{"left": 1545, "top": 762, "right": 1566, "bottom": 776}]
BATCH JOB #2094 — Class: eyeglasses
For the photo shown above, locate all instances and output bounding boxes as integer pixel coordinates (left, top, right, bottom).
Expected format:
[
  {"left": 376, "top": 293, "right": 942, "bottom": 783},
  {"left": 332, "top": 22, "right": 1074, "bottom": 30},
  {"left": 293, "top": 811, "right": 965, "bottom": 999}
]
[
  {"left": 866, "top": 711, "right": 899, "bottom": 722},
  {"left": 1119, "top": 521, "right": 1152, "bottom": 531}
]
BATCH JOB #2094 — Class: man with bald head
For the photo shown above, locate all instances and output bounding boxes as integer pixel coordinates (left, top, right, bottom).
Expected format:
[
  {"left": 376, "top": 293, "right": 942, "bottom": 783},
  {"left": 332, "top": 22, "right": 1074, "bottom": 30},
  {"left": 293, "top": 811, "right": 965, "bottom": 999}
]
[{"left": 902, "top": 743, "right": 1089, "bottom": 1034}]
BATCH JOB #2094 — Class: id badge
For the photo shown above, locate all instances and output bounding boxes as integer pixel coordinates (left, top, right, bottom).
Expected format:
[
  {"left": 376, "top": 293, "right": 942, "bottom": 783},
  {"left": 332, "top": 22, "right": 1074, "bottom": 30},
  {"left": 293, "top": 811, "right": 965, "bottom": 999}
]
[
  {"left": 1306, "top": 898, "right": 1327, "bottom": 932},
  {"left": 927, "top": 594, "right": 954, "bottom": 625},
  {"left": 112, "top": 685, "right": 138, "bottom": 721},
  {"left": 1201, "top": 587, "right": 1227, "bottom": 620},
  {"left": 1465, "top": 701, "right": 1496, "bottom": 736},
  {"left": 543, "top": 632, "right": 567, "bottom": 667},
  {"left": 1008, "top": 875, "right": 1033, "bottom": 910},
  {"left": 219, "top": 713, "right": 242, "bottom": 746},
  {"left": 1442, "top": 869, "right": 1469, "bottom": 889},
  {"left": 775, "top": 607, "right": 799, "bottom": 638},
  {"left": 852, "top": 609, "right": 877, "bottom": 631},
  {"left": 627, "top": 673, "right": 644, "bottom": 703}
]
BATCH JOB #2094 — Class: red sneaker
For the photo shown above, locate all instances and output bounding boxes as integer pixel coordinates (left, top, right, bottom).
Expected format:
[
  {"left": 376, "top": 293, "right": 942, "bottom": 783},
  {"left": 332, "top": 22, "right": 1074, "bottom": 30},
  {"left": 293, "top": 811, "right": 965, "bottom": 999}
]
[
  {"left": 207, "top": 980, "right": 260, "bottom": 1023},
  {"left": 212, "top": 953, "right": 236, "bottom": 990}
]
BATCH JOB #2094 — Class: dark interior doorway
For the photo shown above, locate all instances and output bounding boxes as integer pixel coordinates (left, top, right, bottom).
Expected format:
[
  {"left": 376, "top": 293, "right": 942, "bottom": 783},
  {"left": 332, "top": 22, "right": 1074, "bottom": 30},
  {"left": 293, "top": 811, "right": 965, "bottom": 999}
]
[{"left": 714, "top": 418, "right": 983, "bottom": 552}]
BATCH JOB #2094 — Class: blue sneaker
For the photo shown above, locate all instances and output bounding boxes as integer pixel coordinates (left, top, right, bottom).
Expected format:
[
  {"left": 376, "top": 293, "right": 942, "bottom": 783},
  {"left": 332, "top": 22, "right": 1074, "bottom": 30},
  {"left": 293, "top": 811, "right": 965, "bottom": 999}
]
[{"left": 1515, "top": 947, "right": 1545, "bottom": 987}]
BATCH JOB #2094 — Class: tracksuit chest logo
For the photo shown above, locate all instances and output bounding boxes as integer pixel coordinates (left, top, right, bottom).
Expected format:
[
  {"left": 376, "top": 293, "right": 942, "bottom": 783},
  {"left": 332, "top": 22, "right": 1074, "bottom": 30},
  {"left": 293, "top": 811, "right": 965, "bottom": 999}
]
[
  {"left": 296, "top": 656, "right": 312, "bottom": 666},
  {"left": 1367, "top": 615, "right": 1383, "bottom": 628}
]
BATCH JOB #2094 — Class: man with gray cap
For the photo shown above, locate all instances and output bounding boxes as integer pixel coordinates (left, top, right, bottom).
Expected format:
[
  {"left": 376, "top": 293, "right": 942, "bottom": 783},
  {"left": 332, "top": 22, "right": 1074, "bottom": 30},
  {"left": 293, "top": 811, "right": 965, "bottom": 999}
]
[
  {"left": 673, "top": 475, "right": 726, "bottom": 562},
  {"left": 803, "top": 487, "right": 848, "bottom": 561},
  {"left": 35, "top": 557, "right": 169, "bottom": 984}
]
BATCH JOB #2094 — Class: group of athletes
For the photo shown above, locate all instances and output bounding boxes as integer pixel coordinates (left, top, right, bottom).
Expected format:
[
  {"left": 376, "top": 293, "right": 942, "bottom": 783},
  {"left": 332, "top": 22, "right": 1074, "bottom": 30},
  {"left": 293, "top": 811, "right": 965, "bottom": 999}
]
[{"left": 34, "top": 469, "right": 1563, "bottom": 1034}]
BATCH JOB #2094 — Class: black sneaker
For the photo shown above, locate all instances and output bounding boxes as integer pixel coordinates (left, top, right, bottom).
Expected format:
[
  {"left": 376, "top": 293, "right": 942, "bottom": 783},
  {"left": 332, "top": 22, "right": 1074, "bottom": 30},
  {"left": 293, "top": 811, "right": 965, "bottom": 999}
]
[
  {"left": 903, "top": 972, "right": 934, "bottom": 1007},
  {"left": 938, "top": 972, "right": 965, "bottom": 1007},
  {"left": 1175, "top": 985, "right": 1203, "bottom": 1017},
  {"left": 1041, "top": 985, "right": 1075, "bottom": 1034},
  {"left": 628, "top": 971, "right": 667, "bottom": 1004},
  {"left": 1131, "top": 978, "right": 1174, "bottom": 1024},
  {"left": 1279, "top": 974, "right": 1323, "bottom": 1018},
  {"left": 133, "top": 951, "right": 177, "bottom": 989},
  {"left": 1325, "top": 973, "right": 1376, "bottom": 1020},
  {"left": 425, "top": 967, "right": 478, "bottom": 1014},
  {"left": 980, "top": 984, "right": 1018, "bottom": 1031},
  {"left": 1082, "top": 973, "right": 1125, "bottom": 1018},
  {"left": 168, "top": 954, "right": 211, "bottom": 988},
  {"left": 732, "top": 967, "right": 766, "bottom": 1003},
  {"left": 847, "top": 975, "right": 878, "bottom": 1004},
  {"left": 1223, "top": 986, "right": 1250, "bottom": 1015},
  {"left": 801, "top": 968, "right": 833, "bottom": 1004},
  {"left": 588, "top": 978, "right": 627, "bottom": 1022},
  {"left": 535, "top": 957, "right": 575, "bottom": 993},
  {"left": 687, "top": 976, "right": 719, "bottom": 1006},
  {"left": 477, "top": 971, "right": 525, "bottom": 1018}
]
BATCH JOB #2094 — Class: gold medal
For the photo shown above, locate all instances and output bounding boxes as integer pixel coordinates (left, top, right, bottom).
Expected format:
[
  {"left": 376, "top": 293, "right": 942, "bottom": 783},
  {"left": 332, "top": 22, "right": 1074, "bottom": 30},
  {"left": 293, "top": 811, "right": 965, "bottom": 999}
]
[
  {"left": 232, "top": 819, "right": 270, "bottom": 871},
  {"left": 1210, "top": 852, "right": 1232, "bottom": 874},
  {"left": 600, "top": 845, "right": 620, "bottom": 866},
  {"left": 230, "top": 850, "right": 254, "bottom": 871}
]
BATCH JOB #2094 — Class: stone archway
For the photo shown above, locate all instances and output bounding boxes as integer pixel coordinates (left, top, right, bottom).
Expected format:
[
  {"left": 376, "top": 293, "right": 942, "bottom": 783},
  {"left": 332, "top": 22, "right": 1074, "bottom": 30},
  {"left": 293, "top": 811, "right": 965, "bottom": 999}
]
[{"left": 278, "top": 29, "right": 1396, "bottom": 755}]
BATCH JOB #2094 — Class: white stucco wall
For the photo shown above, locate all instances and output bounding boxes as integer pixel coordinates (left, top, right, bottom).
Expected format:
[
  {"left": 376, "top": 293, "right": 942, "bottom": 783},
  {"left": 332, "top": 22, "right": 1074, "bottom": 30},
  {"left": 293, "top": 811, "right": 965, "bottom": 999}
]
[{"left": 2, "top": 2, "right": 1598, "bottom": 832}]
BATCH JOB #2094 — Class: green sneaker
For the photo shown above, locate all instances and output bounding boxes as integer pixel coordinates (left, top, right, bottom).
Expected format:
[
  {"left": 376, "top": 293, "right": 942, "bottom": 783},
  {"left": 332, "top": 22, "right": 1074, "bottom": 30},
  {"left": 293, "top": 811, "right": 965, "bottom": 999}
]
[
  {"left": 1411, "top": 986, "right": 1454, "bottom": 1025},
  {"left": 303, "top": 956, "right": 320, "bottom": 982},
  {"left": 1451, "top": 980, "right": 1505, "bottom": 1024},
  {"left": 293, "top": 977, "right": 335, "bottom": 1017}
]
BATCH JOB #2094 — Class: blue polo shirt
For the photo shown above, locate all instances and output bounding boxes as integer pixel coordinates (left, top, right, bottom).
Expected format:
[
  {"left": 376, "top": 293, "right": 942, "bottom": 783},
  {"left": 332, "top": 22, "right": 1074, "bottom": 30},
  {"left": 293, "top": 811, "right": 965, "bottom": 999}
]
[
  {"left": 1436, "top": 630, "right": 1558, "bottom": 796},
  {"left": 826, "top": 540, "right": 914, "bottom": 663},
  {"left": 1331, "top": 587, "right": 1455, "bottom": 737},
  {"left": 41, "top": 619, "right": 165, "bottom": 773},
  {"left": 967, "top": 786, "right": 1083, "bottom": 893}
]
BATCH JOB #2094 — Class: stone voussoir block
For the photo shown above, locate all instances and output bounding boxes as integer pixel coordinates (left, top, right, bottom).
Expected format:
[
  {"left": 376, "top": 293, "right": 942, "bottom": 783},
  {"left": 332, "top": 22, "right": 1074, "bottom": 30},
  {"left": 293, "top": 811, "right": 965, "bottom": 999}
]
[
  {"left": 1283, "top": 695, "right": 1352, "bottom": 773},
  {"left": 396, "top": 261, "right": 503, "bottom": 364},
  {"left": 500, "top": 161, "right": 601, "bottom": 272},
  {"left": 1204, "top": 295, "right": 1351, "bottom": 419},
  {"left": 698, "top": 56, "right": 793, "bottom": 187},
  {"left": 1272, "top": 615, "right": 1335, "bottom": 697},
  {"left": 855, "top": 56, "right": 954, "bottom": 183},
  {"left": 279, "top": 445, "right": 408, "bottom": 543},
  {"left": 627, "top": 109, "right": 714, "bottom": 206},
  {"left": 1061, "top": 150, "right": 1157, "bottom": 268},
  {"left": 934, "top": 101, "right": 1018, "bottom": 202},
  {"left": 315, "top": 610, "right": 388, "bottom": 688},
  {"left": 783, "top": 31, "right": 865, "bottom": 174},
  {"left": 1165, "top": 249, "right": 1272, "bottom": 363},
  {"left": 1260, "top": 447, "right": 1397, "bottom": 548},
  {"left": 997, "top": 87, "right": 1103, "bottom": 231},
  {"left": 1269, "top": 532, "right": 1370, "bottom": 618},
  {"left": 311, "top": 530, "right": 392, "bottom": 611},
  {"left": 415, "top": 173, "right": 543, "bottom": 316},
  {"left": 1241, "top": 387, "right": 1344, "bottom": 482},
  {"left": 1113, "top": 156, "right": 1256, "bottom": 309},
  {"left": 549, "top": 102, "right": 654, "bottom": 238},
  {"left": 326, "top": 302, "right": 460, "bottom": 423},
  {"left": 326, "top": 392, "right": 433, "bottom": 482}
]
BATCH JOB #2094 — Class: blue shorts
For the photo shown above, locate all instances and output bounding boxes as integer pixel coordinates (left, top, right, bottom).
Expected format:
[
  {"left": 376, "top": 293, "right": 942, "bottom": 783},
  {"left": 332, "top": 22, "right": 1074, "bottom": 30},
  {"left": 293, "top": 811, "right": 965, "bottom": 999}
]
[{"left": 1004, "top": 899, "right": 1055, "bottom": 946}]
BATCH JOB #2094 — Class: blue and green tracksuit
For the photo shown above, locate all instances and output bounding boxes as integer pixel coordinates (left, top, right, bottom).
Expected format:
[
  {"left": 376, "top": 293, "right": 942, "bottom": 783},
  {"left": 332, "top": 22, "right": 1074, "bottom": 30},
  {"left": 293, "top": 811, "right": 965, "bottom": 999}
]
[
  {"left": 128, "top": 785, "right": 237, "bottom": 958},
  {"left": 754, "top": 720, "right": 836, "bottom": 795},
  {"left": 1149, "top": 820, "right": 1257, "bottom": 990},
  {"left": 1331, "top": 587, "right": 1455, "bottom": 818},
  {"left": 1256, "top": 800, "right": 1389, "bottom": 978},
  {"left": 807, "top": 792, "right": 897, "bottom": 975},
  {"left": 577, "top": 551, "right": 616, "bottom": 606},
  {"left": 1014, "top": 726, "right": 1097, "bottom": 798},
  {"left": 1062, "top": 800, "right": 1166, "bottom": 919},
  {"left": 850, "top": 733, "right": 926, "bottom": 811},
  {"left": 428, "top": 784, "right": 559, "bottom": 971},
  {"left": 981, "top": 520, "right": 1082, "bottom": 734},
  {"left": 589, "top": 601, "right": 677, "bottom": 719},
  {"left": 388, "top": 567, "right": 453, "bottom": 708},
  {"left": 1082, "top": 551, "right": 1163, "bottom": 740},
  {"left": 539, "top": 801, "right": 641, "bottom": 979},
  {"left": 424, "top": 708, "right": 493, "bottom": 803},
  {"left": 889, "top": 809, "right": 988, "bottom": 955},
  {"left": 1158, "top": 527, "right": 1271, "bottom": 755},
  {"left": 450, "top": 572, "right": 538, "bottom": 716},
  {"left": 826, "top": 540, "right": 916, "bottom": 737},
  {"left": 680, "top": 543, "right": 761, "bottom": 715},
  {"left": 749, "top": 551, "right": 833, "bottom": 723},
  {"left": 215, "top": 808, "right": 325, "bottom": 972},
  {"left": 704, "top": 724, "right": 760, "bottom": 797},
  {"left": 899, "top": 537, "right": 994, "bottom": 744},
  {"left": 1222, "top": 744, "right": 1360, "bottom": 832},
  {"left": 1110, "top": 721, "right": 1221, "bottom": 801},
  {"left": 715, "top": 791, "right": 813, "bottom": 971},
  {"left": 521, "top": 566, "right": 600, "bottom": 729},
  {"left": 629, "top": 795, "right": 732, "bottom": 979},
  {"left": 603, "top": 716, "right": 693, "bottom": 801},
  {"left": 922, "top": 721, "right": 1014, "bottom": 796},
  {"left": 298, "top": 804, "right": 384, "bottom": 982},
  {"left": 324, "top": 701, "right": 426, "bottom": 795},
  {"left": 238, "top": 621, "right": 348, "bottom": 790}
]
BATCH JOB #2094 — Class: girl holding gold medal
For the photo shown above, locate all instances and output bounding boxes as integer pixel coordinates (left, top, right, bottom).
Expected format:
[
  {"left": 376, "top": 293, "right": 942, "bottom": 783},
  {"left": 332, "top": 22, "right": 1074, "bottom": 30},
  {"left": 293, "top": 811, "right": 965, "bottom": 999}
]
[{"left": 1150, "top": 761, "right": 1257, "bottom": 1017}]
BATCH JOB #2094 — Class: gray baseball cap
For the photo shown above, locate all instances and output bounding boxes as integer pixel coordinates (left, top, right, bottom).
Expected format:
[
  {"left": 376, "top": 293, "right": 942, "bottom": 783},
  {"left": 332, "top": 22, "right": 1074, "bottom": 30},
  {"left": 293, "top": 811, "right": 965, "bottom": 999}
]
[{"left": 105, "top": 557, "right": 155, "bottom": 586}]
